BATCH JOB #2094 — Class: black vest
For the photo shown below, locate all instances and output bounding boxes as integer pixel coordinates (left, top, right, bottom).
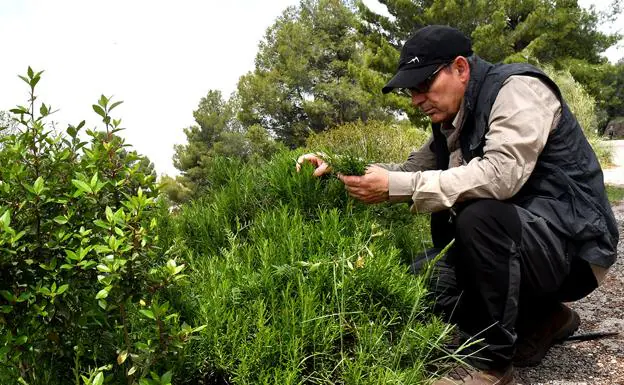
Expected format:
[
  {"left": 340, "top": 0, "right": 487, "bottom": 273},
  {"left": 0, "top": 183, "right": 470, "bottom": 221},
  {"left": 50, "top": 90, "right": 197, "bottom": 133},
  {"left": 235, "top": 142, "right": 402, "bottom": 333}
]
[{"left": 430, "top": 57, "right": 618, "bottom": 268}]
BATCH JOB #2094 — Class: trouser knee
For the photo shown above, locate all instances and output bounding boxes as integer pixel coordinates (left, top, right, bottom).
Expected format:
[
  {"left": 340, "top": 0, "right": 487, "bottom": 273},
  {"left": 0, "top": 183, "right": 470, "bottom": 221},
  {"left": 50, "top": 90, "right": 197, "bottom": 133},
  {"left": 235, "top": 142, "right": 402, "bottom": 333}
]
[
  {"left": 452, "top": 200, "right": 522, "bottom": 287},
  {"left": 455, "top": 199, "right": 521, "bottom": 245}
]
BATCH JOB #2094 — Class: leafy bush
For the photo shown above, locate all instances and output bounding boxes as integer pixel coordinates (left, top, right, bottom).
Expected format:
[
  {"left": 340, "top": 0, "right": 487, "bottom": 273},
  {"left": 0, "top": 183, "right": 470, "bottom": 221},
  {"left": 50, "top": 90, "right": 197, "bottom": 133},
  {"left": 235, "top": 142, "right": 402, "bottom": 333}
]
[
  {"left": 0, "top": 69, "right": 199, "bottom": 384},
  {"left": 159, "top": 151, "right": 459, "bottom": 384}
]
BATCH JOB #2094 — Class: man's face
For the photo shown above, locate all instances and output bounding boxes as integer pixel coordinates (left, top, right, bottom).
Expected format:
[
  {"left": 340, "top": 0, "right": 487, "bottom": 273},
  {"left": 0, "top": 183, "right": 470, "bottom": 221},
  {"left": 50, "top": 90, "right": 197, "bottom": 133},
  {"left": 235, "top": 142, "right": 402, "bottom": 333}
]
[{"left": 409, "top": 57, "right": 470, "bottom": 124}]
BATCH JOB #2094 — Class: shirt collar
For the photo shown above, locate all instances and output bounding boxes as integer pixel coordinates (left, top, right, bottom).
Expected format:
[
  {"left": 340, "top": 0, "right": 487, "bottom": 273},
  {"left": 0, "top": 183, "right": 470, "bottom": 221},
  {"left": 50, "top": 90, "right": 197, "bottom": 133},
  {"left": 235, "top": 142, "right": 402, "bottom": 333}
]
[{"left": 452, "top": 98, "right": 466, "bottom": 130}]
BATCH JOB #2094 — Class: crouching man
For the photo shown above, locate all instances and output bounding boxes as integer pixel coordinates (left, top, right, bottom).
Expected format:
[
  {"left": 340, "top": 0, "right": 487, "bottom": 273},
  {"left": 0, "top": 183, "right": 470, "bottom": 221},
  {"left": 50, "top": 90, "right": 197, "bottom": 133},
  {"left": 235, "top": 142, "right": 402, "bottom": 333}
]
[{"left": 297, "top": 25, "right": 618, "bottom": 385}]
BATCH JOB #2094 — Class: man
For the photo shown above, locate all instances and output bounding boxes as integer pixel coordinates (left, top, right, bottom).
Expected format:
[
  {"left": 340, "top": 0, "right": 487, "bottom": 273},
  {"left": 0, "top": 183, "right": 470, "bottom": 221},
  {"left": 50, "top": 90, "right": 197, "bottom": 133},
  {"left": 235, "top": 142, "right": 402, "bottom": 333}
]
[{"left": 297, "top": 25, "right": 619, "bottom": 385}]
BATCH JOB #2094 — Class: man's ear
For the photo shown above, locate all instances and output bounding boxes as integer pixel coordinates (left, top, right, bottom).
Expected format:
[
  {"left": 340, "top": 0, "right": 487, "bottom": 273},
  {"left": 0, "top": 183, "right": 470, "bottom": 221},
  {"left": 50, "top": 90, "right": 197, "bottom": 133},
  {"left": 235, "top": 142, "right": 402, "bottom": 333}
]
[{"left": 453, "top": 56, "right": 470, "bottom": 83}]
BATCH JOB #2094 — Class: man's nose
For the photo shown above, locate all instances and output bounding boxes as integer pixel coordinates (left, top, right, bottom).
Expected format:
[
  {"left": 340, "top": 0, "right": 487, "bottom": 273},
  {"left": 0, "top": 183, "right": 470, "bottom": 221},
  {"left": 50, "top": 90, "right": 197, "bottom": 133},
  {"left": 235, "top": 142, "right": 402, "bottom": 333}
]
[{"left": 411, "top": 92, "right": 426, "bottom": 106}]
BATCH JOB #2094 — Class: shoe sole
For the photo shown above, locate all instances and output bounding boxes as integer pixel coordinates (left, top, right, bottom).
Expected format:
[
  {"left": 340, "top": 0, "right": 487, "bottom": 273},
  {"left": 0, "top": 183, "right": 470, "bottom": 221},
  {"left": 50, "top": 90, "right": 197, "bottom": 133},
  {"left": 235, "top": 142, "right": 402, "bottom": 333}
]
[{"left": 513, "top": 309, "right": 580, "bottom": 367}]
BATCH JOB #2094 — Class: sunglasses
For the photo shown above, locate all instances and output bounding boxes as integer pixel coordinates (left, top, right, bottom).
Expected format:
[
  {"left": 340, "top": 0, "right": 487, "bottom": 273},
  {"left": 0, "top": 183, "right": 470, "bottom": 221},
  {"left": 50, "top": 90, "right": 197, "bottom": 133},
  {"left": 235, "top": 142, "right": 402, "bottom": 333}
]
[{"left": 399, "top": 62, "right": 452, "bottom": 97}]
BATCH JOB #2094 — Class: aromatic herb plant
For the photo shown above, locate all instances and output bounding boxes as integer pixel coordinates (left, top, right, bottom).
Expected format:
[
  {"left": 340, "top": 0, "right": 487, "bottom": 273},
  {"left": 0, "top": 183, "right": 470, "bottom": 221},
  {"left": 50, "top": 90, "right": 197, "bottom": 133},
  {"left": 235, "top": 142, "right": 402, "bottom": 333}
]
[
  {"left": 320, "top": 151, "right": 370, "bottom": 176},
  {"left": 166, "top": 152, "right": 463, "bottom": 384}
]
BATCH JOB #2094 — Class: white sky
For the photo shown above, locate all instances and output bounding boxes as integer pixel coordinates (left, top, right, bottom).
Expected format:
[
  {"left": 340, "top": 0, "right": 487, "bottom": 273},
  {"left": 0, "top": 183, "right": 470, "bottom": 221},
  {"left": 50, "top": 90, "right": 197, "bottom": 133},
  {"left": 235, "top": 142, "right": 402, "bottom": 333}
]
[{"left": 0, "top": 0, "right": 621, "bottom": 177}]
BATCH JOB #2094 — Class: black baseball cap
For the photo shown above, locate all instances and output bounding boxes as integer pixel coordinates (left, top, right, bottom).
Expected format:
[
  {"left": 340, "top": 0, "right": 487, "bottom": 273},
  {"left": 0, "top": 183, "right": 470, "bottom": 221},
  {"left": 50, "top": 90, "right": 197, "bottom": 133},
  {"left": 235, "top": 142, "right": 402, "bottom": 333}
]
[{"left": 382, "top": 25, "right": 473, "bottom": 94}]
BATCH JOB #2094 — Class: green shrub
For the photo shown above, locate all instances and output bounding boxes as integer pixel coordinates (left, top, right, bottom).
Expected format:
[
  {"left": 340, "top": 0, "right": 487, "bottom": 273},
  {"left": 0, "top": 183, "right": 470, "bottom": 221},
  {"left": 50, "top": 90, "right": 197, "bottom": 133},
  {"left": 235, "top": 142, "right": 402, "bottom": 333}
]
[
  {"left": 303, "top": 119, "right": 433, "bottom": 264},
  {"left": 161, "top": 151, "right": 457, "bottom": 384},
  {"left": 306, "top": 120, "right": 429, "bottom": 164},
  {"left": 606, "top": 185, "right": 624, "bottom": 203},
  {"left": 0, "top": 69, "right": 199, "bottom": 384}
]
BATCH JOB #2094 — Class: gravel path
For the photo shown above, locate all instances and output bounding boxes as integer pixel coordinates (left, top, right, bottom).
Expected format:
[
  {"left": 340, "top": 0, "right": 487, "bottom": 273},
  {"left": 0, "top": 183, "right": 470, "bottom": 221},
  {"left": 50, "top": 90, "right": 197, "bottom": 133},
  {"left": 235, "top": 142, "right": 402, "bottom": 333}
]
[
  {"left": 515, "top": 200, "right": 624, "bottom": 385},
  {"left": 515, "top": 144, "right": 624, "bottom": 385}
]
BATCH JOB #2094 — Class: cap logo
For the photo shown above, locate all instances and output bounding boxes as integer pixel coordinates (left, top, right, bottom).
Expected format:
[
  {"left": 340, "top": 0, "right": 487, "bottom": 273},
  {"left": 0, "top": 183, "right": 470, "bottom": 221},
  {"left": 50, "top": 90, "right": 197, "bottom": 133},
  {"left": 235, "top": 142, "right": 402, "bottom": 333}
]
[{"left": 407, "top": 56, "right": 420, "bottom": 64}]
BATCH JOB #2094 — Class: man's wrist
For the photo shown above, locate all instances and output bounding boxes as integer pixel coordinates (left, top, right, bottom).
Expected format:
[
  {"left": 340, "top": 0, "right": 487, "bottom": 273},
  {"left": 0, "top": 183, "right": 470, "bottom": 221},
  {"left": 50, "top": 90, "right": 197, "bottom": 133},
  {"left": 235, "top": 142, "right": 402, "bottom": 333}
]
[{"left": 387, "top": 171, "right": 415, "bottom": 203}]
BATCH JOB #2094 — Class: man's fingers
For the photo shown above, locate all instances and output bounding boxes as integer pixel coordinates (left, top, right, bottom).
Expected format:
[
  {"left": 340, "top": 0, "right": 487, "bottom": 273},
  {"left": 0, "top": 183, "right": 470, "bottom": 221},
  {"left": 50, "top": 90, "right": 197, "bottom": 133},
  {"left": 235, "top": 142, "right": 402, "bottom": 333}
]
[
  {"left": 296, "top": 153, "right": 333, "bottom": 176},
  {"left": 339, "top": 168, "right": 389, "bottom": 205},
  {"left": 296, "top": 154, "right": 313, "bottom": 166},
  {"left": 339, "top": 174, "right": 361, "bottom": 186},
  {"left": 296, "top": 154, "right": 319, "bottom": 172},
  {"left": 365, "top": 164, "right": 383, "bottom": 173},
  {"left": 313, "top": 163, "right": 330, "bottom": 177}
]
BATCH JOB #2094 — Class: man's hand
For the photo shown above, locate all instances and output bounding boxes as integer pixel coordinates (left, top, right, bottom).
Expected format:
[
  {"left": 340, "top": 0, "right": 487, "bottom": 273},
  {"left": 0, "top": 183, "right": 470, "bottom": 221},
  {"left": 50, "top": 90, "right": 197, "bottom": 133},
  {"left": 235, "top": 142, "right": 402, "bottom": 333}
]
[
  {"left": 338, "top": 165, "right": 389, "bottom": 204},
  {"left": 296, "top": 153, "right": 332, "bottom": 177}
]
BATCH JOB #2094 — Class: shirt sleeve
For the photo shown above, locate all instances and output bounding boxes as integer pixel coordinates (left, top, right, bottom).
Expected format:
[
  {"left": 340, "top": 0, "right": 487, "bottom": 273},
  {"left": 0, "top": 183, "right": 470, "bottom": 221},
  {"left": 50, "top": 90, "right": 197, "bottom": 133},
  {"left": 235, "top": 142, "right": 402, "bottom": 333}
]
[
  {"left": 376, "top": 135, "right": 438, "bottom": 172},
  {"left": 387, "top": 76, "right": 562, "bottom": 212}
]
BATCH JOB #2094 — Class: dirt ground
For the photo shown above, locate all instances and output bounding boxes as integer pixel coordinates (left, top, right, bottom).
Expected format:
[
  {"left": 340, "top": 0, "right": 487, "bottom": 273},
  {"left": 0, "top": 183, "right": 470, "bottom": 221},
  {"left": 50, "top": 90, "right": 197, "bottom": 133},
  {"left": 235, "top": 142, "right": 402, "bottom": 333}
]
[{"left": 515, "top": 200, "right": 624, "bottom": 385}]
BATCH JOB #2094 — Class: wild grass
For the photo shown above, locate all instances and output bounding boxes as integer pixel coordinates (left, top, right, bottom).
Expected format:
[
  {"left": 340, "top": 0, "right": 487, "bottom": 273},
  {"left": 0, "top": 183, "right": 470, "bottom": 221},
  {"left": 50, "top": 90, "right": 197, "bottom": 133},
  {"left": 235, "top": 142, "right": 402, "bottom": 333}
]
[{"left": 159, "top": 151, "right": 459, "bottom": 384}]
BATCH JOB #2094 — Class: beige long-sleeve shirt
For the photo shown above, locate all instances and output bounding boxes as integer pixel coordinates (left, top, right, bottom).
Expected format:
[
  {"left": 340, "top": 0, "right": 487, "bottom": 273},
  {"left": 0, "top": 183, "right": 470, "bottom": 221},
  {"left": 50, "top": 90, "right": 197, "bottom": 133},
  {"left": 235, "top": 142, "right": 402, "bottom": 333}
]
[
  {"left": 385, "top": 75, "right": 560, "bottom": 210},
  {"left": 380, "top": 75, "right": 607, "bottom": 283}
]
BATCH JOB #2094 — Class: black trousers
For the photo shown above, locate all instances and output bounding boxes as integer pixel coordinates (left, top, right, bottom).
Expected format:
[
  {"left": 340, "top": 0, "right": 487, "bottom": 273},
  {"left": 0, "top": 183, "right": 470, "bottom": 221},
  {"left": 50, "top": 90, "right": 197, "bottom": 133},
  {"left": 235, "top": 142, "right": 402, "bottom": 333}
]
[{"left": 411, "top": 199, "right": 598, "bottom": 369}]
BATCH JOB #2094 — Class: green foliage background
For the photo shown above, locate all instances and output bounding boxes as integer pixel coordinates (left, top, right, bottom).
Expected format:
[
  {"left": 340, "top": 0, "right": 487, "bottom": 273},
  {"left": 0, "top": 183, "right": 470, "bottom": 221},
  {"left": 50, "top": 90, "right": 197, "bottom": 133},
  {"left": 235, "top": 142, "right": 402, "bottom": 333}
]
[{"left": 168, "top": 0, "right": 622, "bottom": 200}]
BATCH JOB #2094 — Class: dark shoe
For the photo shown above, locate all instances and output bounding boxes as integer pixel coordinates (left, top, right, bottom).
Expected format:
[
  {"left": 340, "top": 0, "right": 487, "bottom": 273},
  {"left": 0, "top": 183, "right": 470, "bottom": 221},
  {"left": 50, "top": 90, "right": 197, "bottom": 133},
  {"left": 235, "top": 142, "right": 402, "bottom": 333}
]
[
  {"left": 513, "top": 303, "right": 580, "bottom": 367},
  {"left": 433, "top": 365, "right": 514, "bottom": 385}
]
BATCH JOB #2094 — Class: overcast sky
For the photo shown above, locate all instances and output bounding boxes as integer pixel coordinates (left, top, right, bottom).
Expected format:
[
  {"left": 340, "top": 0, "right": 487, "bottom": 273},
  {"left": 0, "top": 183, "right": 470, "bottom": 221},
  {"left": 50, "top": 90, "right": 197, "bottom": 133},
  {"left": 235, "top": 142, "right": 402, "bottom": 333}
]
[{"left": 0, "top": 0, "right": 621, "bottom": 177}]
